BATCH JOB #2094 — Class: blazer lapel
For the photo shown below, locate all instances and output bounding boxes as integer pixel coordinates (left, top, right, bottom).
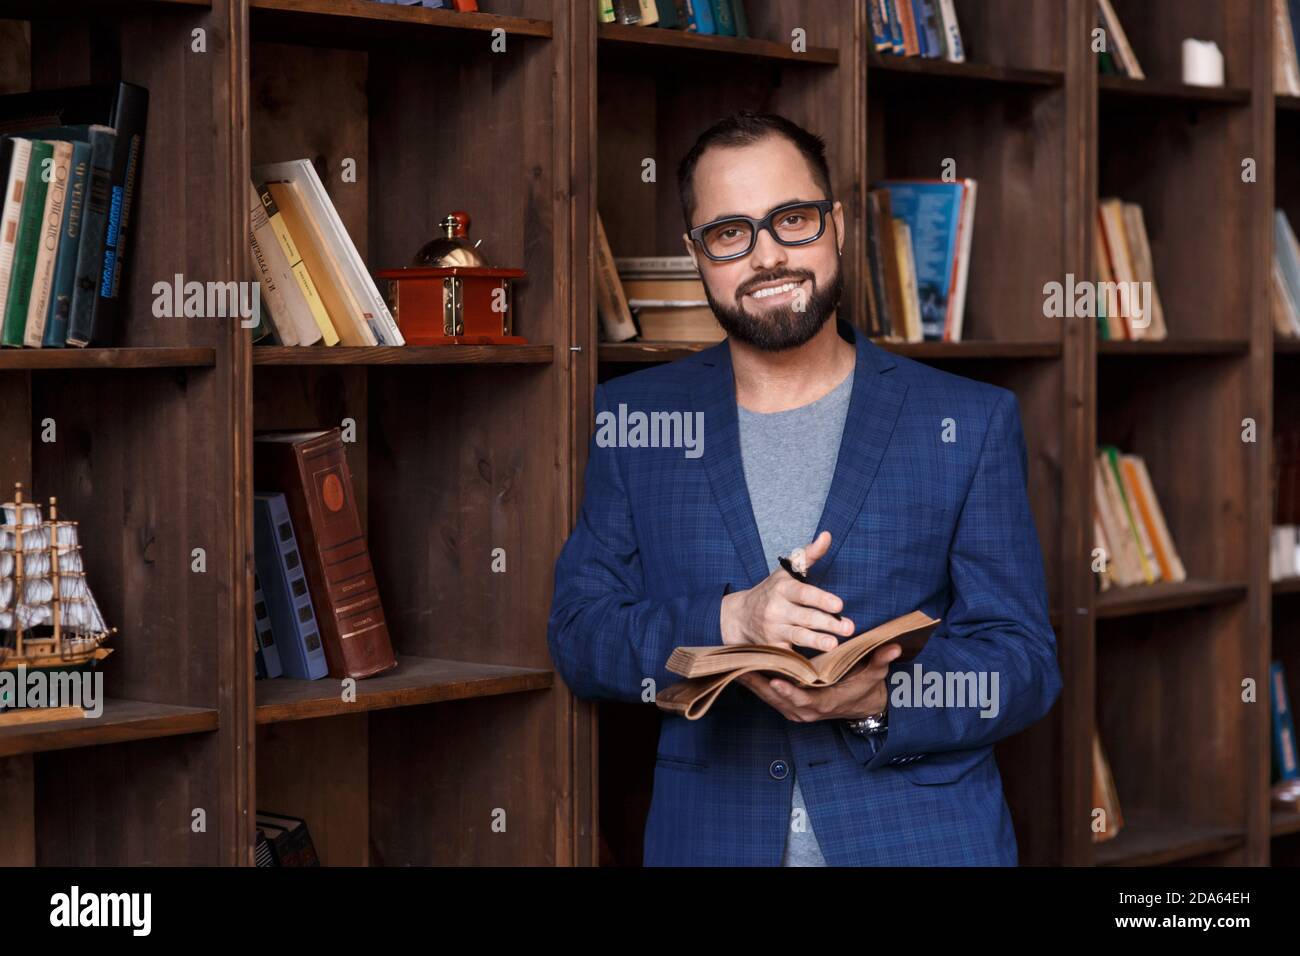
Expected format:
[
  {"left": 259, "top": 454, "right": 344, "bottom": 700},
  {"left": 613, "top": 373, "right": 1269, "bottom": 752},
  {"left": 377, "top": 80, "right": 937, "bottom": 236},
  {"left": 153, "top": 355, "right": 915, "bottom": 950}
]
[
  {"left": 805, "top": 326, "right": 908, "bottom": 587},
  {"left": 689, "top": 342, "right": 771, "bottom": 588},
  {"left": 689, "top": 324, "right": 907, "bottom": 591}
]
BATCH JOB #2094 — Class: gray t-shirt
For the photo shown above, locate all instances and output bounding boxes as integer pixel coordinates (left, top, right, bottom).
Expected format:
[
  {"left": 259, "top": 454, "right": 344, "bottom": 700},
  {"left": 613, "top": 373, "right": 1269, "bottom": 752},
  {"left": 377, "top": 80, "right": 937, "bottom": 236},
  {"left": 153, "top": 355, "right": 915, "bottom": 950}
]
[{"left": 736, "top": 365, "right": 854, "bottom": 867}]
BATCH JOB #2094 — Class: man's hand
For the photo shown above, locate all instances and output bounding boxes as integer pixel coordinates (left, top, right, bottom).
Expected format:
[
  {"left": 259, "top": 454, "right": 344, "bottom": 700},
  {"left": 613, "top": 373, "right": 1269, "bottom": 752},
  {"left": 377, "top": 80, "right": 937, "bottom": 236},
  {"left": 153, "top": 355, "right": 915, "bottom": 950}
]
[
  {"left": 737, "top": 643, "right": 902, "bottom": 722},
  {"left": 720, "top": 531, "right": 854, "bottom": 652}
]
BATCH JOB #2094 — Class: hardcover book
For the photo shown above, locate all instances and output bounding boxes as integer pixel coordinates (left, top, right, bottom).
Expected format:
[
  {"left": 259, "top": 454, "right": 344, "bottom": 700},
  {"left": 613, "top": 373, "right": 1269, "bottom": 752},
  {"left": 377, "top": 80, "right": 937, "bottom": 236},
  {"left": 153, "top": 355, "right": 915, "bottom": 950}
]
[{"left": 253, "top": 429, "right": 396, "bottom": 680}]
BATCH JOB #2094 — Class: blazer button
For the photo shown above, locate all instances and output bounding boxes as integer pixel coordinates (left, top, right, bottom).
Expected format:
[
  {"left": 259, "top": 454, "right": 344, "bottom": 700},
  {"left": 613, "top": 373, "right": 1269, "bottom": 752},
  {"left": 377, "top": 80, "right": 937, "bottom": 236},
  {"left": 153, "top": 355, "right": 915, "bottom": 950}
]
[{"left": 769, "top": 759, "right": 789, "bottom": 780}]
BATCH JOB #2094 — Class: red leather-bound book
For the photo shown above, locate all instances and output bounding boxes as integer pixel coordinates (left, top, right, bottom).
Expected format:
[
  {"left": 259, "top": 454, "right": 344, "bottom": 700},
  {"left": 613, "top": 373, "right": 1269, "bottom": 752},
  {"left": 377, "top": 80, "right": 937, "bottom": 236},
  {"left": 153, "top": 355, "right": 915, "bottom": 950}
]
[{"left": 254, "top": 428, "right": 396, "bottom": 679}]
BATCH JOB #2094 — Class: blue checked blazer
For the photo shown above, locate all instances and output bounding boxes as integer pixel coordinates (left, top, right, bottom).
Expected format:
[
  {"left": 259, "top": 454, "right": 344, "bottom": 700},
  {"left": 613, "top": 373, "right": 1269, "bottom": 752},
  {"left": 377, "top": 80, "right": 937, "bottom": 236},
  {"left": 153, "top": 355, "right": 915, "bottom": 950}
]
[{"left": 547, "top": 321, "right": 1062, "bottom": 866}]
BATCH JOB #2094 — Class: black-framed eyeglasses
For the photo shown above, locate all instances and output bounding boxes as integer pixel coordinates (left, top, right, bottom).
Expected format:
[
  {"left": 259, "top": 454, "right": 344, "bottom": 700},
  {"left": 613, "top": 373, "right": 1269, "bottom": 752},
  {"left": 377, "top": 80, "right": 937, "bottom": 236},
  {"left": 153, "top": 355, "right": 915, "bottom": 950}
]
[{"left": 688, "top": 199, "right": 834, "bottom": 262}]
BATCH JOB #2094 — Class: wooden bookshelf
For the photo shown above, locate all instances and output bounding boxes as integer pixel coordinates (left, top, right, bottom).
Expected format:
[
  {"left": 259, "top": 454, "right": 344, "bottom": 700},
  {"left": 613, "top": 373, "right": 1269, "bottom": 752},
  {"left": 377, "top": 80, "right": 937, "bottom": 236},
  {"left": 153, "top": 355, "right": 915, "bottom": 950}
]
[{"left": 2, "top": 0, "right": 1295, "bottom": 869}]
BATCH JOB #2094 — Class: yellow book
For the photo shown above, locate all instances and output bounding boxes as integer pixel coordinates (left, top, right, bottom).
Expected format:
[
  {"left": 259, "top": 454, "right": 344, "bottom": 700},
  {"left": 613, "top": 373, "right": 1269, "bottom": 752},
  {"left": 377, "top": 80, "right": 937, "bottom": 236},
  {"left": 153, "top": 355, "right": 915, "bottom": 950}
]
[
  {"left": 266, "top": 181, "right": 374, "bottom": 346},
  {"left": 255, "top": 182, "right": 338, "bottom": 346}
]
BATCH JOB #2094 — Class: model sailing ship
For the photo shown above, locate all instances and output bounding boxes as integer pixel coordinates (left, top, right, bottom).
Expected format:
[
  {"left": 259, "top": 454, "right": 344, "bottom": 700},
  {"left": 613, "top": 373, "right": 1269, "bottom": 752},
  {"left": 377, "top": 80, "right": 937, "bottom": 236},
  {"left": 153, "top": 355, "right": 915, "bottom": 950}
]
[{"left": 0, "top": 482, "right": 115, "bottom": 677}]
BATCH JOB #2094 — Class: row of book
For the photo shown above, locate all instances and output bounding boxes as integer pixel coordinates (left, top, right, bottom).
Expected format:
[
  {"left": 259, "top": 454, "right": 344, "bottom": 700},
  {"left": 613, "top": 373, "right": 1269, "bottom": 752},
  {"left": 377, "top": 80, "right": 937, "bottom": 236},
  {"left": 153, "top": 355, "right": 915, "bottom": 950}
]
[
  {"left": 1092, "top": 660, "right": 1300, "bottom": 845},
  {"left": 1273, "top": 210, "right": 1300, "bottom": 339},
  {"left": 1275, "top": 0, "right": 1300, "bottom": 95},
  {"left": 594, "top": 215, "right": 722, "bottom": 343},
  {"left": 0, "top": 82, "right": 147, "bottom": 348},
  {"left": 1096, "top": 0, "right": 1143, "bottom": 79},
  {"left": 1093, "top": 446, "right": 1186, "bottom": 591},
  {"left": 252, "top": 428, "right": 397, "bottom": 682},
  {"left": 599, "top": 0, "right": 749, "bottom": 36},
  {"left": 868, "top": 0, "right": 965, "bottom": 63},
  {"left": 1095, "top": 198, "right": 1167, "bottom": 341},
  {"left": 866, "top": 179, "right": 976, "bottom": 343},
  {"left": 248, "top": 161, "right": 404, "bottom": 347}
]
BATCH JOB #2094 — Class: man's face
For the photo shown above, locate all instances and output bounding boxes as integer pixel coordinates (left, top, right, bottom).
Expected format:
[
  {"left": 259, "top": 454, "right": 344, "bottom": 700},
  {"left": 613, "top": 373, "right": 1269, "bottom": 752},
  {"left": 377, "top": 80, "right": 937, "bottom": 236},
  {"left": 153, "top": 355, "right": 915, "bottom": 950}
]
[{"left": 682, "top": 135, "right": 844, "bottom": 351}]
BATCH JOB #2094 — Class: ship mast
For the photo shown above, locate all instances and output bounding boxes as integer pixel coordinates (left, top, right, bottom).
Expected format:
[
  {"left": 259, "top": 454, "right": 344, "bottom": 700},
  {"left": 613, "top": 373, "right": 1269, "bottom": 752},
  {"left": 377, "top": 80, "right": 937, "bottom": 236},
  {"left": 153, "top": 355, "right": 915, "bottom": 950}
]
[
  {"left": 49, "top": 496, "right": 61, "bottom": 655},
  {"left": 12, "top": 483, "right": 23, "bottom": 658}
]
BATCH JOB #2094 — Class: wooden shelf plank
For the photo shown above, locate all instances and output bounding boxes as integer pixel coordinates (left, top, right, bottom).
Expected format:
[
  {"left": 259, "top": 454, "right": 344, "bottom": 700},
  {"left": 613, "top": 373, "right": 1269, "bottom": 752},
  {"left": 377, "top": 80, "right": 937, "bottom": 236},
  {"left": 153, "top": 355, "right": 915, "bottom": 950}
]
[
  {"left": 1275, "top": 337, "right": 1300, "bottom": 353},
  {"left": 1095, "top": 580, "right": 1247, "bottom": 619},
  {"left": 868, "top": 53, "right": 1063, "bottom": 87},
  {"left": 1277, "top": 94, "right": 1300, "bottom": 112},
  {"left": 0, "top": 699, "right": 218, "bottom": 758},
  {"left": 249, "top": 0, "right": 552, "bottom": 39},
  {"left": 1272, "top": 809, "right": 1300, "bottom": 838},
  {"left": 597, "top": 22, "right": 837, "bottom": 65},
  {"left": 1097, "top": 338, "right": 1249, "bottom": 356},
  {"left": 599, "top": 339, "right": 1064, "bottom": 364},
  {"left": 0, "top": 347, "right": 216, "bottom": 369},
  {"left": 0, "top": 0, "right": 209, "bottom": 16},
  {"left": 1099, "top": 75, "right": 1250, "bottom": 105},
  {"left": 255, "top": 655, "right": 554, "bottom": 724},
  {"left": 253, "top": 345, "right": 554, "bottom": 366},
  {"left": 878, "top": 340, "right": 1063, "bottom": 359},
  {"left": 1273, "top": 576, "right": 1300, "bottom": 596},
  {"left": 599, "top": 341, "right": 716, "bottom": 363},
  {"left": 1094, "top": 820, "right": 1245, "bottom": 866}
]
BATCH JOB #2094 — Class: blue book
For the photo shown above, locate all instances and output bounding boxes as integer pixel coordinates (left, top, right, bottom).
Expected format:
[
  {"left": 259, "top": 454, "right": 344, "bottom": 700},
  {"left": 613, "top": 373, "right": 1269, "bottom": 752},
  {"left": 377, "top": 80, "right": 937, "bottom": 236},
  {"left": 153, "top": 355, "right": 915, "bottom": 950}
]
[
  {"left": 874, "top": 179, "right": 976, "bottom": 341},
  {"left": 654, "top": 0, "right": 679, "bottom": 29},
  {"left": 1273, "top": 662, "right": 1299, "bottom": 782},
  {"left": 915, "top": 0, "right": 943, "bottom": 59},
  {"left": 253, "top": 572, "right": 283, "bottom": 679},
  {"left": 254, "top": 492, "right": 328, "bottom": 680},
  {"left": 868, "top": 1, "right": 890, "bottom": 51},
  {"left": 43, "top": 139, "right": 90, "bottom": 347},
  {"left": 708, "top": 0, "right": 735, "bottom": 37},
  {"left": 731, "top": 0, "right": 747, "bottom": 37},
  {"left": 687, "top": 0, "right": 714, "bottom": 35},
  {"left": 884, "top": 0, "right": 905, "bottom": 54}
]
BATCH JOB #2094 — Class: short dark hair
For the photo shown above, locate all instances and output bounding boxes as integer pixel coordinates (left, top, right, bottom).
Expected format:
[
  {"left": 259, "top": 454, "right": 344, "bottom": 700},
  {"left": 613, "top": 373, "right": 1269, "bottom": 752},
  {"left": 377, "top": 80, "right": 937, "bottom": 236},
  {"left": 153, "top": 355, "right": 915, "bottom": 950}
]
[{"left": 676, "top": 110, "right": 833, "bottom": 229}]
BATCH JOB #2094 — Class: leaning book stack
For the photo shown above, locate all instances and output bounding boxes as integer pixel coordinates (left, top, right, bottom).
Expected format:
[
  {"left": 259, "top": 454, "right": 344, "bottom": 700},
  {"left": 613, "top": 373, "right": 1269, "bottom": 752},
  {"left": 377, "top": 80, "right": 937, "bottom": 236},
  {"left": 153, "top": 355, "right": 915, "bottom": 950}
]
[
  {"left": 1092, "top": 446, "right": 1186, "bottom": 591},
  {"left": 249, "top": 159, "right": 404, "bottom": 348}
]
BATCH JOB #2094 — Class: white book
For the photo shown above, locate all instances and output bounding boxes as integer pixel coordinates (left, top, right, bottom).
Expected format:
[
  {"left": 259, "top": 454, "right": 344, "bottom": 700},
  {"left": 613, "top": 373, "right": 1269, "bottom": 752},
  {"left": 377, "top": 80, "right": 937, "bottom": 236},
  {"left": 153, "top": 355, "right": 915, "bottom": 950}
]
[
  {"left": 253, "top": 160, "right": 403, "bottom": 346},
  {"left": 0, "top": 138, "right": 33, "bottom": 324},
  {"left": 936, "top": 0, "right": 965, "bottom": 63},
  {"left": 24, "top": 140, "right": 73, "bottom": 347},
  {"left": 947, "top": 178, "right": 977, "bottom": 343},
  {"left": 247, "top": 180, "right": 316, "bottom": 346}
]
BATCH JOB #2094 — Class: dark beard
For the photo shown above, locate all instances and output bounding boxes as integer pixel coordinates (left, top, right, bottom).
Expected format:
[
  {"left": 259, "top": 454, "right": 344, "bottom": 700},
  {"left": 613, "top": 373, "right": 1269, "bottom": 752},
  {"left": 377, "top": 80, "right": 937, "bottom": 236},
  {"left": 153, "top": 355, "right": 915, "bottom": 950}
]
[{"left": 704, "top": 263, "right": 843, "bottom": 352}]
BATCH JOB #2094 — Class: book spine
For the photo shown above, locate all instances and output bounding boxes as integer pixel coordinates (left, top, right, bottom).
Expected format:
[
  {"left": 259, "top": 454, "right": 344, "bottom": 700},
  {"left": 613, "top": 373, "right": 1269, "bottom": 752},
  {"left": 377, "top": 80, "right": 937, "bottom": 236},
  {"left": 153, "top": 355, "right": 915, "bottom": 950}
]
[
  {"left": 253, "top": 494, "right": 329, "bottom": 680},
  {"left": 708, "top": 0, "right": 734, "bottom": 37},
  {"left": 252, "top": 572, "right": 283, "bottom": 679},
  {"left": 255, "top": 182, "right": 339, "bottom": 346},
  {"left": 595, "top": 214, "right": 639, "bottom": 341},
  {"left": 66, "top": 126, "right": 114, "bottom": 348},
  {"left": 24, "top": 140, "right": 72, "bottom": 347},
  {"left": 936, "top": 0, "right": 964, "bottom": 62},
  {"left": 0, "top": 138, "right": 33, "bottom": 328},
  {"left": 43, "top": 140, "right": 90, "bottom": 347},
  {"left": 247, "top": 185, "right": 301, "bottom": 347},
  {"left": 3, "top": 139, "right": 52, "bottom": 347},
  {"left": 89, "top": 81, "right": 148, "bottom": 347}
]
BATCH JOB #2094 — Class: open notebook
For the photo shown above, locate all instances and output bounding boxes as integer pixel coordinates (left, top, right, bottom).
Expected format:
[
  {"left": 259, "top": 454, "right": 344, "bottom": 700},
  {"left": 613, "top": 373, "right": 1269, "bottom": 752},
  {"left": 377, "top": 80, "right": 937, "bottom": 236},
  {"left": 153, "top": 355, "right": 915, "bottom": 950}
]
[{"left": 656, "top": 609, "right": 940, "bottom": 720}]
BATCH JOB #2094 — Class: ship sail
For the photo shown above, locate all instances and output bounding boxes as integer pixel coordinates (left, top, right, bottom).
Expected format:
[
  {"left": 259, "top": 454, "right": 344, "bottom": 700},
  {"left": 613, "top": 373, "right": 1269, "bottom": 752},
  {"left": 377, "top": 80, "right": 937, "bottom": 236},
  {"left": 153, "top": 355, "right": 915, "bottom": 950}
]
[{"left": 0, "top": 483, "right": 115, "bottom": 670}]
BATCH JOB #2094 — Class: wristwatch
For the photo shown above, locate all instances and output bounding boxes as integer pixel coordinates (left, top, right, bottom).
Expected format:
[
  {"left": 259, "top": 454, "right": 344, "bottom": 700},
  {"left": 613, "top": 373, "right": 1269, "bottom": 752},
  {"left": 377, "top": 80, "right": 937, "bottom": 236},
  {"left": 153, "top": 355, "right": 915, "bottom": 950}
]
[{"left": 844, "top": 709, "right": 888, "bottom": 737}]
